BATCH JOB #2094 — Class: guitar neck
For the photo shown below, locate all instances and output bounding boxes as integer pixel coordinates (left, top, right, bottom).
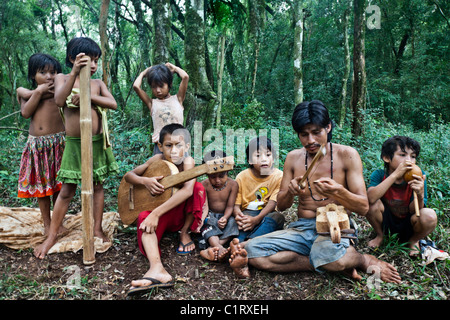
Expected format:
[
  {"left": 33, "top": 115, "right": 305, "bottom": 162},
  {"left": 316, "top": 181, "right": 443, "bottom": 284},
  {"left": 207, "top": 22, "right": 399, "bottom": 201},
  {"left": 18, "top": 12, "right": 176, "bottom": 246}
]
[{"left": 160, "top": 164, "right": 208, "bottom": 188}]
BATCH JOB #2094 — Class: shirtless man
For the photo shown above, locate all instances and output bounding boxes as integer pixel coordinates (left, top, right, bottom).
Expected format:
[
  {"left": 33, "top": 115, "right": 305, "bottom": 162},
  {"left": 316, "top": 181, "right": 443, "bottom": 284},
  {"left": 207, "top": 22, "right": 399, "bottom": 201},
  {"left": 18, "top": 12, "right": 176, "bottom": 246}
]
[{"left": 232, "top": 100, "right": 401, "bottom": 284}]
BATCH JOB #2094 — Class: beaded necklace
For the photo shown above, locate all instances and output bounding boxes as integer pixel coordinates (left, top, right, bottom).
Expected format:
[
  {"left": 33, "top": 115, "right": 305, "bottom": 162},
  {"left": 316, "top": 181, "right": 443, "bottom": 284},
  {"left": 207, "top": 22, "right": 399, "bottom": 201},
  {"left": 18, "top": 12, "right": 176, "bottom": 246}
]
[
  {"left": 212, "top": 180, "right": 228, "bottom": 191},
  {"left": 305, "top": 143, "right": 333, "bottom": 201}
]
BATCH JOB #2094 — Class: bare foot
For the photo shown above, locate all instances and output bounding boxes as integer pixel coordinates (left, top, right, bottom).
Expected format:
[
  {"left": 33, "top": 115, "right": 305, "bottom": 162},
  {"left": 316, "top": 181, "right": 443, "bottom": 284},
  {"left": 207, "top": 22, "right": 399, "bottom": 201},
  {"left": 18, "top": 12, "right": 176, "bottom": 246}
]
[
  {"left": 94, "top": 229, "right": 111, "bottom": 243},
  {"left": 200, "top": 247, "right": 219, "bottom": 261},
  {"left": 368, "top": 235, "right": 383, "bottom": 248},
  {"left": 362, "top": 254, "right": 402, "bottom": 284},
  {"left": 229, "top": 238, "right": 250, "bottom": 279},
  {"left": 33, "top": 234, "right": 58, "bottom": 259},
  {"left": 408, "top": 241, "right": 420, "bottom": 257},
  {"left": 217, "top": 246, "right": 230, "bottom": 262}
]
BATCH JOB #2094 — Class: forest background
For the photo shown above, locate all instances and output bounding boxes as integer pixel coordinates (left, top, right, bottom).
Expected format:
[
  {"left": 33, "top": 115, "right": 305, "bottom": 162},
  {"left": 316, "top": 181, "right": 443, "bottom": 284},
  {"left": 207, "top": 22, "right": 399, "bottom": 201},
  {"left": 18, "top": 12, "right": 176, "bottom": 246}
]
[{"left": 0, "top": 0, "right": 449, "bottom": 300}]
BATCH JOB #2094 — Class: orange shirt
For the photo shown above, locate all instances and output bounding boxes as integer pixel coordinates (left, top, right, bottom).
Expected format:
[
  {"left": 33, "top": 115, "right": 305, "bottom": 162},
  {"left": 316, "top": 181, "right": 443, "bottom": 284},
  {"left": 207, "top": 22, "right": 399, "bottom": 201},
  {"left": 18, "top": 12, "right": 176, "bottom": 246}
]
[{"left": 235, "top": 168, "right": 283, "bottom": 211}]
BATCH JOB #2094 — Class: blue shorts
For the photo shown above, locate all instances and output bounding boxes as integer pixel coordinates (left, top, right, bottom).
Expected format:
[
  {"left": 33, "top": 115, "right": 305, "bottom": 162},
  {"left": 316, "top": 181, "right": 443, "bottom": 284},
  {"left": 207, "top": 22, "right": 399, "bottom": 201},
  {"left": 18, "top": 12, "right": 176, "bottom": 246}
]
[{"left": 245, "top": 218, "right": 351, "bottom": 271}]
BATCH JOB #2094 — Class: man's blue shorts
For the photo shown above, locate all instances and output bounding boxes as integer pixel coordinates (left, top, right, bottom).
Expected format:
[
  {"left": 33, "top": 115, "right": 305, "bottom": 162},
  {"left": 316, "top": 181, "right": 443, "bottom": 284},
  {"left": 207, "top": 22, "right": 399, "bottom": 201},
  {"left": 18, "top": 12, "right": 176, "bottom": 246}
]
[{"left": 245, "top": 218, "right": 351, "bottom": 271}]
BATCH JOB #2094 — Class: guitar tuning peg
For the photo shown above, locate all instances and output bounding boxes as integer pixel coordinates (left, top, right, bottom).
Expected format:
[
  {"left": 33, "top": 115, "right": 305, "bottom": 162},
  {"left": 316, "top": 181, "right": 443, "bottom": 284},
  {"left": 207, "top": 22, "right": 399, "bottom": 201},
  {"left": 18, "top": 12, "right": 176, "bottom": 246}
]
[
  {"left": 220, "top": 165, "right": 224, "bottom": 168},
  {"left": 214, "top": 167, "right": 218, "bottom": 171}
]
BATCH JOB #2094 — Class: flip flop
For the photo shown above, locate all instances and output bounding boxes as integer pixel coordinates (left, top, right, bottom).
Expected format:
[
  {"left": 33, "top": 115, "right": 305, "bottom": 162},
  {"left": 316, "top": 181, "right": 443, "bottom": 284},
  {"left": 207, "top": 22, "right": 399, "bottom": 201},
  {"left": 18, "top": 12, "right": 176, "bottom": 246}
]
[
  {"left": 127, "top": 277, "right": 174, "bottom": 296},
  {"left": 176, "top": 241, "right": 194, "bottom": 255}
]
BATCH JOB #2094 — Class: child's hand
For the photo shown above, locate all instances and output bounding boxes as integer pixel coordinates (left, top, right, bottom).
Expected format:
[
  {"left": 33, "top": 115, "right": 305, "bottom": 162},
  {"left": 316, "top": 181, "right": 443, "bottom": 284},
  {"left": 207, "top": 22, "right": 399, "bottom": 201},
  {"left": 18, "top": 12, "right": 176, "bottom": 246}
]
[
  {"left": 394, "top": 160, "right": 413, "bottom": 180},
  {"left": 218, "top": 216, "right": 228, "bottom": 229},
  {"left": 70, "top": 52, "right": 89, "bottom": 76},
  {"left": 70, "top": 93, "right": 80, "bottom": 106},
  {"left": 143, "top": 176, "right": 165, "bottom": 196},
  {"left": 235, "top": 212, "right": 260, "bottom": 231},
  {"left": 36, "top": 82, "right": 54, "bottom": 95},
  {"left": 408, "top": 173, "right": 425, "bottom": 197},
  {"left": 165, "top": 62, "right": 177, "bottom": 73},
  {"left": 140, "top": 213, "right": 159, "bottom": 234}
]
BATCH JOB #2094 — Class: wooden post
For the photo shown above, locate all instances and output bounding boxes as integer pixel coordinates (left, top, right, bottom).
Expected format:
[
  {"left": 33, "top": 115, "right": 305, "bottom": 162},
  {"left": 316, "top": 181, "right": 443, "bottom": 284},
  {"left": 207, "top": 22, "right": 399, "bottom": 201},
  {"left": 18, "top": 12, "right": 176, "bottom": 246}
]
[{"left": 79, "top": 56, "right": 96, "bottom": 265}]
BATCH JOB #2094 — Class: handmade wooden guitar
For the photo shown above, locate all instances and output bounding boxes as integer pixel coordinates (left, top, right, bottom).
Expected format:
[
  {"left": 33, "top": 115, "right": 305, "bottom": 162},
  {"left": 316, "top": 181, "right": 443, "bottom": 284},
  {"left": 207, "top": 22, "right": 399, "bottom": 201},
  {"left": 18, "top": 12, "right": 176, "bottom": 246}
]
[{"left": 117, "top": 156, "right": 234, "bottom": 225}]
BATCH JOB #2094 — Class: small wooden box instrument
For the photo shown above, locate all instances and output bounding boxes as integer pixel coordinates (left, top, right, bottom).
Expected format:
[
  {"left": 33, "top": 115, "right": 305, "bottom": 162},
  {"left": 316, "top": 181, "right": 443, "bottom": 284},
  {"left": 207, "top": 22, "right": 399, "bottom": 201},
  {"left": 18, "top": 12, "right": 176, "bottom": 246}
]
[{"left": 316, "top": 203, "right": 350, "bottom": 243}]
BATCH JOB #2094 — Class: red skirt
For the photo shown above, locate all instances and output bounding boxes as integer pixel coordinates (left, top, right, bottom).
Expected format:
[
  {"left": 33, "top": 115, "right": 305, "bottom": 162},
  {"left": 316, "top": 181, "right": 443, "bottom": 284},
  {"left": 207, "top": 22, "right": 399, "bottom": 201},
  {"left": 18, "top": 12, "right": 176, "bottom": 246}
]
[{"left": 137, "top": 182, "right": 206, "bottom": 256}]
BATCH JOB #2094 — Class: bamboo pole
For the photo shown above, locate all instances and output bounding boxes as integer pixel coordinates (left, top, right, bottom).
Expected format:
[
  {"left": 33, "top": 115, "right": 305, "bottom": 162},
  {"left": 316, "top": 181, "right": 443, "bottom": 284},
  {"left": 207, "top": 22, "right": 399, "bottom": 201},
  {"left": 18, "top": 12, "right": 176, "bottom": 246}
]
[{"left": 79, "top": 56, "right": 96, "bottom": 265}]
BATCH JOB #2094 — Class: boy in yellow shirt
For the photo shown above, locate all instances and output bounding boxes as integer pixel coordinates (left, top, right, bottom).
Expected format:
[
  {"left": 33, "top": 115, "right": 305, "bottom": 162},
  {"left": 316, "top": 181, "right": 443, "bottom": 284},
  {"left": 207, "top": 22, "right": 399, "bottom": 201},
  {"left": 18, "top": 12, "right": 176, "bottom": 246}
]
[{"left": 234, "top": 137, "right": 285, "bottom": 245}]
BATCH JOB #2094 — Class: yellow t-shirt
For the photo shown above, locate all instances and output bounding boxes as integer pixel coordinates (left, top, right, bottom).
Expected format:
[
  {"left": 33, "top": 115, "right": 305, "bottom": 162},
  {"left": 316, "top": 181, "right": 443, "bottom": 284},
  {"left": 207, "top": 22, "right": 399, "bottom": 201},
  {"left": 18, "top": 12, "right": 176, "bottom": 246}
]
[{"left": 235, "top": 168, "right": 283, "bottom": 211}]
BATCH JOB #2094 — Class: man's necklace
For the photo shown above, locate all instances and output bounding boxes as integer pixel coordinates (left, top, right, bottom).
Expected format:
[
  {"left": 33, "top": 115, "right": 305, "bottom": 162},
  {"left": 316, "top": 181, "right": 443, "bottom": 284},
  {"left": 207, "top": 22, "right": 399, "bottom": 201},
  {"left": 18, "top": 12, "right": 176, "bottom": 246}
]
[
  {"left": 305, "top": 142, "right": 333, "bottom": 201},
  {"left": 212, "top": 180, "right": 227, "bottom": 191}
]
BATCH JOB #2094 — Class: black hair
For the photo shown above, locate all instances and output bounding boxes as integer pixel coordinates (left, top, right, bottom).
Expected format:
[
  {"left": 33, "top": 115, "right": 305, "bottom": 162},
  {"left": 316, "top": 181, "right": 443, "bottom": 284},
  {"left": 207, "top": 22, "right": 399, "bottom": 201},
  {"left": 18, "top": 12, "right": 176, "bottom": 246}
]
[
  {"left": 27, "top": 53, "right": 62, "bottom": 88},
  {"left": 292, "top": 100, "right": 335, "bottom": 142},
  {"left": 203, "top": 150, "right": 227, "bottom": 163},
  {"left": 158, "top": 123, "right": 191, "bottom": 145},
  {"left": 381, "top": 136, "right": 421, "bottom": 170},
  {"left": 246, "top": 136, "right": 276, "bottom": 168},
  {"left": 65, "top": 37, "right": 102, "bottom": 68},
  {"left": 146, "top": 64, "right": 173, "bottom": 89}
]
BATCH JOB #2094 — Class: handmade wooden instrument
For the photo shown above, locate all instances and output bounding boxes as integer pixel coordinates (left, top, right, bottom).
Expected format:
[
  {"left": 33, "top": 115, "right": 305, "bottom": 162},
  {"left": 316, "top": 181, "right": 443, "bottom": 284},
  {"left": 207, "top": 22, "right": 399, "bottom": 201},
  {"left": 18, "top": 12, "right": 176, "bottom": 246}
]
[
  {"left": 316, "top": 203, "right": 350, "bottom": 243},
  {"left": 299, "top": 144, "right": 327, "bottom": 189},
  {"left": 117, "top": 156, "right": 234, "bottom": 225},
  {"left": 403, "top": 164, "right": 422, "bottom": 217}
]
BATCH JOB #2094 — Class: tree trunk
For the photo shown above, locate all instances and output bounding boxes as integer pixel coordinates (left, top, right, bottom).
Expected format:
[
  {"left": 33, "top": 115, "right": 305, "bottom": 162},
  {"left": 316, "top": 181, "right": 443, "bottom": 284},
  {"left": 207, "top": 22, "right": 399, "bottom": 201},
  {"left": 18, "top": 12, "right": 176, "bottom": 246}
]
[
  {"left": 131, "top": 0, "right": 150, "bottom": 67},
  {"left": 350, "top": 0, "right": 366, "bottom": 137},
  {"left": 293, "top": 1, "right": 304, "bottom": 105},
  {"left": 99, "top": 0, "right": 111, "bottom": 88},
  {"left": 216, "top": 34, "right": 226, "bottom": 127},
  {"left": 152, "top": 0, "right": 171, "bottom": 64},
  {"left": 184, "top": 0, "right": 216, "bottom": 131},
  {"left": 247, "top": 0, "right": 265, "bottom": 99},
  {"left": 338, "top": 2, "right": 351, "bottom": 127}
]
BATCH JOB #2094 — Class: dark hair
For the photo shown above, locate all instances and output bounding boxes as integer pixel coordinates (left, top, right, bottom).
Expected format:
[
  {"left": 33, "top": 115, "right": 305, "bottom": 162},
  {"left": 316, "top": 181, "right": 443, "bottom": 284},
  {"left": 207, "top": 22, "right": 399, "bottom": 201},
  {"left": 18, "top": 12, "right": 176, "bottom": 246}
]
[
  {"left": 292, "top": 100, "right": 335, "bottom": 142},
  {"left": 381, "top": 136, "right": 421, "bottom": 170},
  {"left": 65, "top": 37, "right": 102, "bottom": 68},
  {"left": 146, "top": 64, "right": 173, "bottom": 89},
  {"left": 246, "top": 136, "right": 276, "bottom": 168},
  {"left": 203, "top": 150, "right": 227, "bottom": 164},
  {"left": 27, "top": 53, "right": 62, "bottom": 88},
  {"left": 159, "top": 123, "right": 191, "bottom": 145}
]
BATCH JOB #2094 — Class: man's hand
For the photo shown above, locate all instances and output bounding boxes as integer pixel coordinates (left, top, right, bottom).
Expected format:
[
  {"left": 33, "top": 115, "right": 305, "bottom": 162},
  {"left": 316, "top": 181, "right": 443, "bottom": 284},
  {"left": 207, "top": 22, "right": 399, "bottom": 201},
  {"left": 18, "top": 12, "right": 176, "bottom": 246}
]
[
  {"left": 313, "top": 177, "right": 343, "bottom": 198},
  {"left": 288, "top": 176, "right": 307, "bottom": 195}
]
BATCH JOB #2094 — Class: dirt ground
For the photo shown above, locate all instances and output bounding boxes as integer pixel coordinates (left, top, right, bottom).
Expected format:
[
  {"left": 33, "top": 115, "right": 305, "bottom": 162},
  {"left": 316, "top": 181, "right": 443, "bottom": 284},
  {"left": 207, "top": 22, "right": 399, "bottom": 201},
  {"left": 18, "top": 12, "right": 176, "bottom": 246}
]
[{"left": 1, "top": 206, "right": 449, "bottom": 303}]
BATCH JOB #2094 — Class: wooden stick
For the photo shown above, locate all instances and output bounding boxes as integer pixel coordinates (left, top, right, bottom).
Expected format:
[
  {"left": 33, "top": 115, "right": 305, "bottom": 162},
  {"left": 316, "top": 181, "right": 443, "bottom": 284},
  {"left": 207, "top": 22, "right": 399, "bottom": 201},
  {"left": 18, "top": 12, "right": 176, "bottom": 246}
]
[
  {"left": 299, "top": 144, "right": 326, "bottom": 189},
  {"left": 79, "top": 56, "right": 96, "bottom": 265},
  {"left": 413, "top": 191, "right": 420, "bottom": 217}
]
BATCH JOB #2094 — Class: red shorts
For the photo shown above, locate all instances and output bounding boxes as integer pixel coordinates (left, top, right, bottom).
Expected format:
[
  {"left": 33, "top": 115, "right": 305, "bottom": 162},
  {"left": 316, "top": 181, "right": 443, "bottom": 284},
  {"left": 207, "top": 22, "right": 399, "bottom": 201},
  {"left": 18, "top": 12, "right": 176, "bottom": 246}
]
[{"left": 137, "top": 182, "right": 206, "bottom": 256}]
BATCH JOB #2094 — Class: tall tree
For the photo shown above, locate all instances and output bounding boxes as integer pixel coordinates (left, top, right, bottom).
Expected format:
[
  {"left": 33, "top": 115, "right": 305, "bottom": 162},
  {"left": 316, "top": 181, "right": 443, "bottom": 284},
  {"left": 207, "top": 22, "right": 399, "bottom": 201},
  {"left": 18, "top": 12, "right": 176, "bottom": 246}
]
[
  {"left": 350, "top": 0, "right": 366, "bottom": 136},
  {"left": 247, "top": 0, "right": 265, "bottom": 99},
  {"left": 99, "top": 0, "right": 111, "bottom": 88},
  {"left": 184, "top": 0, "right": 216, "bottom": 130},
  {"left": 131, "top": 0, "right": 150, "bottom": 67},
  {"left": 338, "top": 0, "right": 351, "bottom": 127},
  {"left": 152, "top": 0, "right": 171, "bottom": 64},
  {"left": 293, "top": 0, "right": 304, "bottom": 105}
]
